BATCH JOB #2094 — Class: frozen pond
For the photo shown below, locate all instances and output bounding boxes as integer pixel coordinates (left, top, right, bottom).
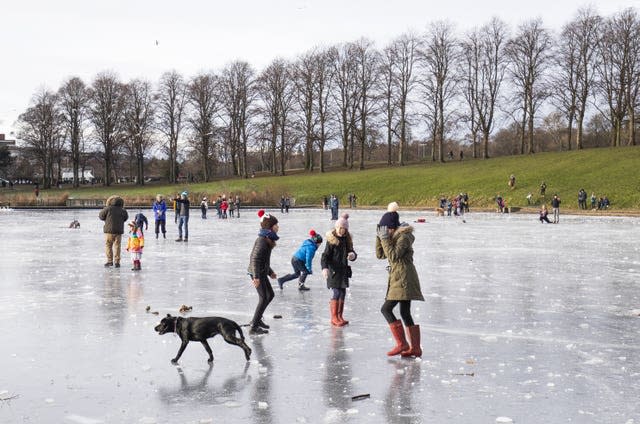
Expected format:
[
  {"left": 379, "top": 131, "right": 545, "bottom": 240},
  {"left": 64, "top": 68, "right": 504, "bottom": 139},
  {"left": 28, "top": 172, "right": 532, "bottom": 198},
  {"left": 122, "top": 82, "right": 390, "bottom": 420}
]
[{"left": 1, "top": 207, "right": 639, "bottom": 423}]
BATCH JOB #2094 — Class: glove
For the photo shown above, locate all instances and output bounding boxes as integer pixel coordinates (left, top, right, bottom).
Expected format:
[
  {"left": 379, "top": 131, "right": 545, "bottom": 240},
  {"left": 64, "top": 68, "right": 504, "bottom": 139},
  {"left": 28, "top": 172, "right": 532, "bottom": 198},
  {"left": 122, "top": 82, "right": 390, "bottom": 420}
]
[
  {"left": 376, "top": 225, "right": 389, "bottom": 240},
  {"left": 347, "top": 252, "right": 356, "bottom": 261}
]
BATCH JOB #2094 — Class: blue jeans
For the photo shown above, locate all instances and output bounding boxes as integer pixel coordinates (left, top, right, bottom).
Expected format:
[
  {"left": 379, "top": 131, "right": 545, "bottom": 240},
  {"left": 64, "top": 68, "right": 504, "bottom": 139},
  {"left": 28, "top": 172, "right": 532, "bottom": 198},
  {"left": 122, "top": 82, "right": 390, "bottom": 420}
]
[{"left": 178, "top": 215, "right": 189, "bottom": 239}]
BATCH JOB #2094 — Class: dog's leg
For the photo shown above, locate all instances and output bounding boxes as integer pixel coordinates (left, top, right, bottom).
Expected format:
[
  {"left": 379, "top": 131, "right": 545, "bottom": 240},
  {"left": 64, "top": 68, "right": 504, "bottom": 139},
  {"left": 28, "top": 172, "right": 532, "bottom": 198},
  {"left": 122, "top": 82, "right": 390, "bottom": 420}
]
[
  {"left": 221, "top": 332, "right": 252, "bottom": 361},
  {"left": 172, "top": 340, "right": 189, "bottom": 364},
  {"left": 201, "top": 340, "right": 214, "bottom": 363}
]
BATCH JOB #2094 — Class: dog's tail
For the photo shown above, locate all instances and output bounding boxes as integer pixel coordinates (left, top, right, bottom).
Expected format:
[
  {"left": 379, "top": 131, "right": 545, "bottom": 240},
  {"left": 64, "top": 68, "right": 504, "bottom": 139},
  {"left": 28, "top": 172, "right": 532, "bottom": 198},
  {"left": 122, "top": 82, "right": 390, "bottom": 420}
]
[{"left": 235, "top": 322, "right": 246, "bottom": 340}]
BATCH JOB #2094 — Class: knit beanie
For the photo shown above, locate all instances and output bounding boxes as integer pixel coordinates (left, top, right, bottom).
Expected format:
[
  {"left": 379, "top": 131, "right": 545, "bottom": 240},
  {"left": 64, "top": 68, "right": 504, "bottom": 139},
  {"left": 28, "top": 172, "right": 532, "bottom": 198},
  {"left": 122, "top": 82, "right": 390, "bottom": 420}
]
[
  {"left": 258, "top": 209, "right": 278, "bottom": 229},
  {"left": 335, "top": 213, "right": 349, "bottom": 230},
  {"left": 309, "top": 229, "right": 323, "bottom": 244},
  {"left": 379, "top": 202, "right": 401, "bottom": 229}
]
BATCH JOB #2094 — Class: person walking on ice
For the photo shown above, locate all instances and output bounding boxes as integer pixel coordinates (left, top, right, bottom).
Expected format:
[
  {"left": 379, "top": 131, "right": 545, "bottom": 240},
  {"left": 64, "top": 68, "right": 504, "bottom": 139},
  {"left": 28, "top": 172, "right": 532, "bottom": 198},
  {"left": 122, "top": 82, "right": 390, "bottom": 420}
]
[
  {"left": 278, "top": 230, "right": 323, "bottom": 291},
  {"left": 247, "top": 210, "right": 280, "bottom": 335},
  {"left": 99, "top": 195, "right": 129, "bottom": 268},
  {"left": 375, "top": 202, "right": 424, "bottom": 357},
  {"left": 321, "top": 213, "right": 357, "bottom": 327}
]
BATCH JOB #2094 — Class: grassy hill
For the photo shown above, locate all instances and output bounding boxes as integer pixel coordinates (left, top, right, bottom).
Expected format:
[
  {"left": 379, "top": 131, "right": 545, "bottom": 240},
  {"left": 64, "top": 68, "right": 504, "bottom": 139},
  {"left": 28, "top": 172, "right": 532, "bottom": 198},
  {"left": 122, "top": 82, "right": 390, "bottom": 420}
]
[{"left": 2, "top": 146, "right": 639, "bottom": 212}]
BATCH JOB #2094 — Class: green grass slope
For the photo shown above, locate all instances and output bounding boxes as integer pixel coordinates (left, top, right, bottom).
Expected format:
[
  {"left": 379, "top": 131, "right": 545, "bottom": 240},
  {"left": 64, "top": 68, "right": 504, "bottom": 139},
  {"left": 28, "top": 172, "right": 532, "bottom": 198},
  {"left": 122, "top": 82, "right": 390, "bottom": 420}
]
[{"left": 2, "top": 146, "right": 639, "bottom": 211}]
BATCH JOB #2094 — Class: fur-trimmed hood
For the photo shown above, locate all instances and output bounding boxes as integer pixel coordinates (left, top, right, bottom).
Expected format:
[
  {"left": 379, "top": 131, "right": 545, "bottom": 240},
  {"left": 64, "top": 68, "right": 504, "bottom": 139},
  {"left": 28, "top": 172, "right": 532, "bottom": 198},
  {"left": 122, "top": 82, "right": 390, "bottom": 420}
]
[
  {"left": 392, "top": 224, "right": 414, "bottom": 238},
  {"left": 106, "top": 195, "right": 124, "bottom": 207},
  {"left": 325, "top": 229, "right": 353, "bottom": 246}
]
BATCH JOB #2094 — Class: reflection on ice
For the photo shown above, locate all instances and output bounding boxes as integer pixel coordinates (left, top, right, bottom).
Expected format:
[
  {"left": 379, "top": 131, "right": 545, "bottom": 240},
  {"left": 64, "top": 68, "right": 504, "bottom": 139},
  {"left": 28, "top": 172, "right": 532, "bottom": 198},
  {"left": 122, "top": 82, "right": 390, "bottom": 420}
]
[{"left": 0, "top": 208, "right": 639, "bottom": 423}]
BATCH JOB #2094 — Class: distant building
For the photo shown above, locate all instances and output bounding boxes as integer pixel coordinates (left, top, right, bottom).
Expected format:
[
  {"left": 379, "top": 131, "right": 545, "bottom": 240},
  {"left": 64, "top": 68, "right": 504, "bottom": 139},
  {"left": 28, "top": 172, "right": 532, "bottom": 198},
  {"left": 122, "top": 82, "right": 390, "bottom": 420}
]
[
  {"left": 61, "top": 168, "right": 95, "bottom": 183},
  {"left": 0, "top": 133, "right": 18, "bottom": 157}
]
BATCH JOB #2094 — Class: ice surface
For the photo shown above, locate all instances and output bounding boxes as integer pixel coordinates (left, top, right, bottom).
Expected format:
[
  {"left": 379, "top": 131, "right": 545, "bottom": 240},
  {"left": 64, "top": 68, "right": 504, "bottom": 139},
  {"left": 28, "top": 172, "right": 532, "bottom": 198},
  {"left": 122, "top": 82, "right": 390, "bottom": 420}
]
[{"left": 1, "top": 208, "right": 639, "bottom": 423}]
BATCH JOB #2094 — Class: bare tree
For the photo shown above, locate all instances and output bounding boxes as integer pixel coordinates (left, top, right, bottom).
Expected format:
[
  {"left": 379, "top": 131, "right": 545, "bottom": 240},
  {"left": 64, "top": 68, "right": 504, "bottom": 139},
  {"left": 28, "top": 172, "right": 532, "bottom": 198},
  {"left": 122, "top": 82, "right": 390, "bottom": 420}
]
[
  {"left": 506, "top": 18, "right": 553, "bottom": 154},
  {"left": 460, "top": 29, "right": 481, "bottom": 158},
  {"left": 257, "top": 59, "right": 294, "bottom": 175},
  {"left": 156, "top": 71, "right": 187, "bottom": 183},
  {"left": 123, "top": 79, "right": 155, "bottom": 185},
  {"left": 475, "top": 18, "right": 508, "bottom": 159},
  {"left": 420, "top": 22, "right": 458, "bottom": 163},
  {"left": 315, "top": 48, "right": 336, "bottom": 172},
  {"left": 332, "top": 43, "right": 359, "bottom": 167},
  {"left": 552, "top": 8, "right": 602, "bottom": 151},
  {"left": 88, "top": 71, "right": 126, "bottom": 186},
  {"left": 17, "top": 89, "right": 64, "bottom": 188},
  {"left": 186, "top": 72, "right": 220, "bottom": 182},
  {"left": 378, "top": 43, "right": 399, "bottom": 164},
  {"left": 622, "top": 9, "right": 640, "bottom": 146},
  {"left": 221, "top": 61, "right": 256, "bottom": 177},
  {"left": 292, "top": 50, "right": 319, "bottom": 171},
  {"left": 58, "top": 77, "right": 89, "bottom": 187},
  {"left": 351, "top": 38, "right": 379, "bottom": 170}
]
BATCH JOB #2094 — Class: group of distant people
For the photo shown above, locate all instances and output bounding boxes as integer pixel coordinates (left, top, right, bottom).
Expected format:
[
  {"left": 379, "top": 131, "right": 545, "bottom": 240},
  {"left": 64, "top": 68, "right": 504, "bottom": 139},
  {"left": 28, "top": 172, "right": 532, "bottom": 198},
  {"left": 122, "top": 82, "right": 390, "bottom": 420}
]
[
  {"left": 200, "top": 195, "right": 241, "bottom": 220},
  {"left": 438, "top": 193, "right": 469, "bottom": 217}
]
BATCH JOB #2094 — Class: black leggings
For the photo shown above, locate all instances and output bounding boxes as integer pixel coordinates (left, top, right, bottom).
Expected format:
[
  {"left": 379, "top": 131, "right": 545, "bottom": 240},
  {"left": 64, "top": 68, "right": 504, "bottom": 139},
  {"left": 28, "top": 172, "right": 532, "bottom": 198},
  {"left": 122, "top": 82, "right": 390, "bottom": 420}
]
[
  {"left": 252, "top": 278, "right": 274, "bottom": 325},
  {"left": 381, "top": 300, "right": 414, "bottom": 326},
  {"left": 155, "top": 219, "right": 166, "bottom": 234}
]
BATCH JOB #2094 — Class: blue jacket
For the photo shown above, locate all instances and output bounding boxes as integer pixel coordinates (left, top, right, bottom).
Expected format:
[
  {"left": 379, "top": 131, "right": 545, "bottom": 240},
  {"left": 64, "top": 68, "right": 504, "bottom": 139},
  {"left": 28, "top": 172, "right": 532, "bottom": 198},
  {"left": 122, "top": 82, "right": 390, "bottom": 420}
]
[
  {"left": 153, "top": 200, "right": 167, "bottom": 221},
  {"left": 293, "top": 238, "right": 319, "bottom": 273}
]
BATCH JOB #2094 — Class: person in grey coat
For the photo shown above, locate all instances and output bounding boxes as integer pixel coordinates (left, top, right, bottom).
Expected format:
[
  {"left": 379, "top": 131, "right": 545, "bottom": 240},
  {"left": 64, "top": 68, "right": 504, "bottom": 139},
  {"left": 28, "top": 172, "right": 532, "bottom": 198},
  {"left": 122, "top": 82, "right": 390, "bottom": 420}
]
[
  {"left": 99, "top": 195, "right": 129, "bottom": 267},
  {"left": 376, "top": 202, "right": 424, "bottom": 358}
]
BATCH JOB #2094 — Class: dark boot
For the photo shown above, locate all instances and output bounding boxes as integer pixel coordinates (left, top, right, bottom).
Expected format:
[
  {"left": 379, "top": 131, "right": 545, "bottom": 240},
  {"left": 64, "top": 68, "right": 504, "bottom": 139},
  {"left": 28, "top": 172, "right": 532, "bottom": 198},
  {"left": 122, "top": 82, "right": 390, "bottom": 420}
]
[
  {"left": 329, "top": 300, "right": 342, "bottom": 327},
  {"left": 175, "top": 237, "right": 182, "bottom": 242},
  {"left": 298, "top": 283, "right": 310, "bottom": 291},
  {"left": 387, "top": 320, "right": 409, "bottom": 356},
  {"left": 249, "top": 326, "right": 268, "bottom": 335},
  {"left": 337, "top": 299, "right": 349, "bottom": 326},
  {"left": 255, "top": 318, "right": 269, "bottom": 329},
  {"left": 401, "top": 325, "right": 422, "bottom": 358},
  {"left": 136, "top": 260, "right": 142, "bottom": 271}
]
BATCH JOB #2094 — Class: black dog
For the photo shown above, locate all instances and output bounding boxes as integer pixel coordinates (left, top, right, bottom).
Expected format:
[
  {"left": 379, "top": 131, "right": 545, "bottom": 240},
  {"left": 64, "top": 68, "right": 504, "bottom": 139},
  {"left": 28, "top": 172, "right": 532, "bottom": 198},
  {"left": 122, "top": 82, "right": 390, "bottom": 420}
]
[{"left": 154, "top": 314, "right": 252, "bottom": 364}]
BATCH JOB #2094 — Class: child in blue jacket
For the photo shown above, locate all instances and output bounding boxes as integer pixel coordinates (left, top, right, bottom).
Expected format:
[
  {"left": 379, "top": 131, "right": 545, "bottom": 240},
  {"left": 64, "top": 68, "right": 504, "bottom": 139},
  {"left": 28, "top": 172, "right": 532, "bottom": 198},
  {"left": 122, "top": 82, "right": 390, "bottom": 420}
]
[{"left": 277, "top": 230, "right": 323, "bottom": 291}]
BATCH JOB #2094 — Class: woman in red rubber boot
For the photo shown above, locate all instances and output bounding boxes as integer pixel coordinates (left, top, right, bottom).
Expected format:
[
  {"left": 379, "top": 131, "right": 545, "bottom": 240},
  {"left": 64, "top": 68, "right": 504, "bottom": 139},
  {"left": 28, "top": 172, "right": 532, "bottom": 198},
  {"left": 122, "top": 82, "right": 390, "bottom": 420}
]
[
  {"left": 321, "top": 213, "right": 357, "bottom": 327},
  {"left": 375, "top": 202, "right": 424, "bottom": 357}
]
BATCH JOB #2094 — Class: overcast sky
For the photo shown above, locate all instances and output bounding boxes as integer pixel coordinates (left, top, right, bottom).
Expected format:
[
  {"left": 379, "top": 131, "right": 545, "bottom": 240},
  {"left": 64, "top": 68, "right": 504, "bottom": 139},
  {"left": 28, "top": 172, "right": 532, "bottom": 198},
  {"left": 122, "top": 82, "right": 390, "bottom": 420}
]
[{"left": 1, "top": 0, "right": 639, "bottom": 136}]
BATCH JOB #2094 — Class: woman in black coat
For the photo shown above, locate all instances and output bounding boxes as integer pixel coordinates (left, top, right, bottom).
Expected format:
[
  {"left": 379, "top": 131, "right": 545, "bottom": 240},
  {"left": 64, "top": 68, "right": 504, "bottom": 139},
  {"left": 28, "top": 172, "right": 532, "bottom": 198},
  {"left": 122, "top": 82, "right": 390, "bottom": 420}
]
[
  {"left": 247, "top": 210, "right": 279, "bottom": 335},
  {"left": 321, "top": 213, "right": 357, "bottom": 326}
]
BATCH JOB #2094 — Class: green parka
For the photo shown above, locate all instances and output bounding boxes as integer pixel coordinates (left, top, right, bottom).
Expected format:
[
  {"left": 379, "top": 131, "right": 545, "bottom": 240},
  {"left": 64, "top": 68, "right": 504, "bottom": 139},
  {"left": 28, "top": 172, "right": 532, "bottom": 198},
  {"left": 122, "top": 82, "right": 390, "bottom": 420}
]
[
  {"left": 375, "top": 225, "right": 424, "bottom": 301},
  {"left": 99, "top": 195, "right": 129, "bottom": 234}
]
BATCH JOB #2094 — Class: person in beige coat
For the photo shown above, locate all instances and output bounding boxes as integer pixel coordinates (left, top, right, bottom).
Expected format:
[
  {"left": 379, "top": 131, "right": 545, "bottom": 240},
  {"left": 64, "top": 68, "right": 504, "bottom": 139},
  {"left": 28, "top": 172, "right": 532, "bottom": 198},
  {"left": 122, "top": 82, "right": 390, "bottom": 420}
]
[{"left": 375, "top": 202, "right": 424, "bottom": 357}]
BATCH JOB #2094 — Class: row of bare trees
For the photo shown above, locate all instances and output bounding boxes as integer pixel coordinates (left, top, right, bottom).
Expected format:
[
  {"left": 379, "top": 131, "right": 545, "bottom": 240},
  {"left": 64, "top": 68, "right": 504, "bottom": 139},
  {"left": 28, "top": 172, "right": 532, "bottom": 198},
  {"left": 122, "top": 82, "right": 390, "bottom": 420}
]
[{"left": 16, "top": 7, "right": 640, "bottom": 187}]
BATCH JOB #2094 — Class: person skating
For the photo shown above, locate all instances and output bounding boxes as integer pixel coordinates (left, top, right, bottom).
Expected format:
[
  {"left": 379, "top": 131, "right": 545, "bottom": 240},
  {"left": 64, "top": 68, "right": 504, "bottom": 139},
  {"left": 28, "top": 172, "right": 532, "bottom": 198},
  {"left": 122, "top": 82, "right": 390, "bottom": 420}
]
[
  {"left": 134, "top": 211, "right": 148, "bottom": 235},
  {"left": 126, "top": 221, "right": 144, "bottom": 271},
  {"left": 539, "top": 204, "right": 551, "bottom": 223},
  {"left": 174, "top": 191, "right": 190, "bottom": 242},
  {"left": 99, "top": 195, "right": 129, "bottom": 268},
  {"left": 247, "top": 209, "right": 280, "bottom": 335},
  {"left": 375, "top": 202, "right": 424, "bottom": 357},
  {"left": 321, "top": 213, "right": 357, "bottom": 327},
  {"left": 152, "top": 194, "right": 167, "bottom": 239},
  {"left": 278, "top": 230, "right": 323, "bottom": 291}
]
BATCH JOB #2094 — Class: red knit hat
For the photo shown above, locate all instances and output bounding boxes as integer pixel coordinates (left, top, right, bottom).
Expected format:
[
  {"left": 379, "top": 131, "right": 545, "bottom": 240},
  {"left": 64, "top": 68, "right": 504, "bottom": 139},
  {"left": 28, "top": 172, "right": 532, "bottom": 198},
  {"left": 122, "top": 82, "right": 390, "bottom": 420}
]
[
  {"left": 309, "top": 229, "right": 323, "bottom": 243},
  {"left": 258, "top": 209, "right": 278, "bottom": 229}
]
